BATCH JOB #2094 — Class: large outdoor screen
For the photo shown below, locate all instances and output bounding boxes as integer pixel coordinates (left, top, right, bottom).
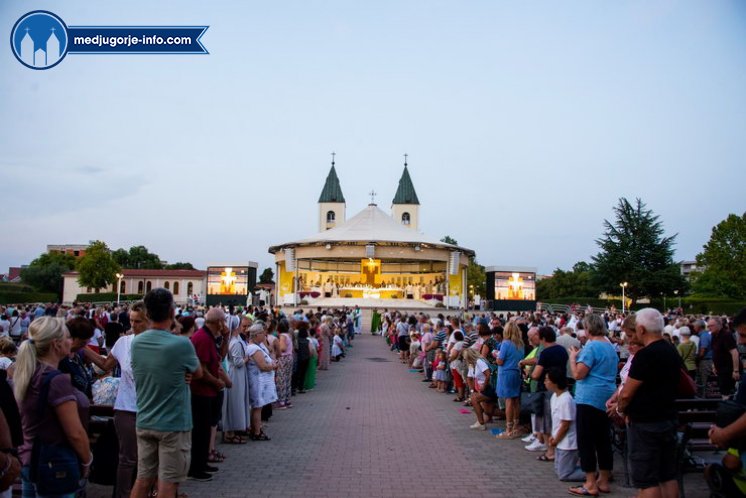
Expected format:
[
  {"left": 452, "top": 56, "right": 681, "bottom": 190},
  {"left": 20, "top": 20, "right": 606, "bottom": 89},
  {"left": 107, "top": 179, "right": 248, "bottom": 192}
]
[{"left": 493, "top": 271, "right": 536, "bottom": 301}]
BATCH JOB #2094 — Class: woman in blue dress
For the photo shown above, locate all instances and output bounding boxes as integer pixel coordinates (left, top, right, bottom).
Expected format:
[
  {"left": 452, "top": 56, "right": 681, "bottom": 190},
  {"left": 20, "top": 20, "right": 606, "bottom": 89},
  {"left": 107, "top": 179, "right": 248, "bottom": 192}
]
[{"left": 496, "top": 321, "right": 525, "bottom": 439}]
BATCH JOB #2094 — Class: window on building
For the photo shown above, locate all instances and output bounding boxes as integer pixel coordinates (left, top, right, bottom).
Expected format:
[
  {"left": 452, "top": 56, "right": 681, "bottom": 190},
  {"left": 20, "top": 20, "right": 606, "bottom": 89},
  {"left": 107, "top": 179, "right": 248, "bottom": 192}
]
[
  {"left": 86, "top": 287, "right": 92, "bottom": 293},
  {"left": 138, "top": 281, "right": 144, "bottom": 294},
  {"left": 164, "top": 281, "right": 170, "bottom": 290},
  {"left": 402, "top": 212, "right": 411, "bottom": 225},
  {"left": 119, "top": 280, "right": 125, "bottom": 294},
  {"left": 173, "top": 281, "right": 180, "bottom": 295},
  {"left": 187, "top": 282, "right": 193, "bottom": 296},
  {"left": 146, "top": 281, "right": 152, "bottom": 292},
  {"left": 326, "top": 210, "right": 335, "bottom": 223}
]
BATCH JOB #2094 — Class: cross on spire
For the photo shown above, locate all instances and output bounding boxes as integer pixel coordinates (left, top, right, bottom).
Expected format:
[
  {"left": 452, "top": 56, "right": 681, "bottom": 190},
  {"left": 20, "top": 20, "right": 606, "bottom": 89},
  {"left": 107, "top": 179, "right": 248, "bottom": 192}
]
[
  {"left": 331, "top": 151, "right": 336, "bottom": 165},
  {"left": 50, "top": 27, "right": 56, "bottom": 33},
  {"left": 404, "top": 153, "right": 408, "bottom": 166},
  {"left": 25, "top": 27, "right": 30, "bottom": 34},
  {"left": 369, "top": 190, "right": 377, "bottom": 205}
]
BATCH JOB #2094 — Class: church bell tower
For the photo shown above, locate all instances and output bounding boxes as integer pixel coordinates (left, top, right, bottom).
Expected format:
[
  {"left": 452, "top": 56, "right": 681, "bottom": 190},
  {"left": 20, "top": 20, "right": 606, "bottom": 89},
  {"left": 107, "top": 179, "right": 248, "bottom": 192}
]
[
  {"left": 391, "top": 155, "right": 420, "bottom": 231},
  {"left": 318, "top": 153, "right": 346, "bottom": 231}
]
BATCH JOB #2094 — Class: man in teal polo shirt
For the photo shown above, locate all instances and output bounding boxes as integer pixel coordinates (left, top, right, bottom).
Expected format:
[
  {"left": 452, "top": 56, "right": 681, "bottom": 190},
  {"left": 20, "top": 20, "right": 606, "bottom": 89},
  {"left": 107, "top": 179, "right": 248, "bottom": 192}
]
[{"left": 130, "top": 288, "right": 202, "bottom": 498}]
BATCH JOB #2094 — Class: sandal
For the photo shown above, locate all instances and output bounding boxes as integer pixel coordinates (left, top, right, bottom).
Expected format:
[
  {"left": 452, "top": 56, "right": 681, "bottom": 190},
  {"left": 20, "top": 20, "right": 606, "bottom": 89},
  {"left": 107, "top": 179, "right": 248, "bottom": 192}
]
[
  {"left": 207, "top": 450, "right": 224, "bottom": 463},
  {"left": 222, "top": 434, "right": 245, "bottom": 444},
  {"left": 537, "top": 453, "right": 555, "bottom": 462},
  {"left": 568, "top": 486, "right": 599, "bottom": 497},
  {"left": 249, "top": 431, "right": 271, "bottom": 441}
]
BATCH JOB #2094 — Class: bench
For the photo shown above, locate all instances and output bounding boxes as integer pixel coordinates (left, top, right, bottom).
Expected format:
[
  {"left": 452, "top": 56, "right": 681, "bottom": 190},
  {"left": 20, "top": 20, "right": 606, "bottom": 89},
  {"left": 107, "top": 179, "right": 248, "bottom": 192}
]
[
  {"left": 612, "top": 398, "right": 722, "bottom": 495},
  {"left": 675, "top": 398, "right": 722, "bottom": 498}
]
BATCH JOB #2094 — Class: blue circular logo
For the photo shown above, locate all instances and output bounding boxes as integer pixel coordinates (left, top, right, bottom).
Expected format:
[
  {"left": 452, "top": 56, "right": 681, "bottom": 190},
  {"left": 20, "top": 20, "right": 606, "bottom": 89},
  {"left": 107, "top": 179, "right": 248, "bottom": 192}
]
[{"left": 11, "top": 11, "right": 69, "bottom": 70}]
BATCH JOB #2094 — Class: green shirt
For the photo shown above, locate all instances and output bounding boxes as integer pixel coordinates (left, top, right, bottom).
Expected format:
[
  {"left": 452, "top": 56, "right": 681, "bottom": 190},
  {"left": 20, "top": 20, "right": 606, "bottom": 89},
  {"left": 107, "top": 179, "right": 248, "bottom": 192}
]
[
  {"left": 677, "top": 341, "right": 697, "bottom": 371},
  {"left": 131, "top": 329, "right": 200, "bottom": 432}
]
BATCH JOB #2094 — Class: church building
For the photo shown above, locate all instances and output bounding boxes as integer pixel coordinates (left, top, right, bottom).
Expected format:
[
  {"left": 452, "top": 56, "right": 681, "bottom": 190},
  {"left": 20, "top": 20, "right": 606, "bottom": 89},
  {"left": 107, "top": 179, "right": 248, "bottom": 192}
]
[{"left": 268, "top": 157, "right": 474, "bottom": 309}]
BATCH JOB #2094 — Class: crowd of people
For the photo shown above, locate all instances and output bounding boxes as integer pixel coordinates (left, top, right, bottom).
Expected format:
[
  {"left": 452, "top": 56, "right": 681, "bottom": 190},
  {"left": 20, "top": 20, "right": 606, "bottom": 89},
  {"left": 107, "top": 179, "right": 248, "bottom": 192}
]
[
  {"left": 382, "top": 306, "right": 746, "bottom": 498},
  {"left": 0, "top": 292, "right": 358, "bottom": 498}
]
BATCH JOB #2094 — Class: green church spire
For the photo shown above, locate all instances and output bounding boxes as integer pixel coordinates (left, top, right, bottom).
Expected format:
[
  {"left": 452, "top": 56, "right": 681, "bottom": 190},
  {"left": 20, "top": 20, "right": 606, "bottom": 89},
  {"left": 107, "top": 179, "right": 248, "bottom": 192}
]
[
  {"left": 318, "top": 154, "right": 345, "bottom": 203},
  {"left": 392, "top": 155, "right": 419, "bottom": 205}
]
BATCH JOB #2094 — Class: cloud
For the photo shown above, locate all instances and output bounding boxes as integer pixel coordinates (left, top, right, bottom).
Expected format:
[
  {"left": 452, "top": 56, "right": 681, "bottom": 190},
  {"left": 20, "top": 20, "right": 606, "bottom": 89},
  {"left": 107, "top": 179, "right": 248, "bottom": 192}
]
[
  {"left": 74, "top": 165, "right": 106, "bottom": 175},
  {"left": 0, "top": 161, "right": 146, "bottom": 219}
]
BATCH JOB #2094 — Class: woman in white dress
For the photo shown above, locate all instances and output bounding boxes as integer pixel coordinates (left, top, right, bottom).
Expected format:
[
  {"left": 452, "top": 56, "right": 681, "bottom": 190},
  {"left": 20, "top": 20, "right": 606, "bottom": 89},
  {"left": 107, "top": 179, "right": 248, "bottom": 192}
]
[
  {"left": 222, "top": 316, "right": 251, "bottom": 443},
  {"left": 246, "top": 322, "right": 278, "bottom": 440}
]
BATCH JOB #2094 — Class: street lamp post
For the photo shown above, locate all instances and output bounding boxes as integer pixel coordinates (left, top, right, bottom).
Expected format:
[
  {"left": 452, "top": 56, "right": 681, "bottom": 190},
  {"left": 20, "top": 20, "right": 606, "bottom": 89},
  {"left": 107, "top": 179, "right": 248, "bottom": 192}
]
[
  {"left": 620, "top": 282, "right": 628, "bottom": 314},
  {"left": 115, "top": 273, "right": 123, "bottom": 305}
]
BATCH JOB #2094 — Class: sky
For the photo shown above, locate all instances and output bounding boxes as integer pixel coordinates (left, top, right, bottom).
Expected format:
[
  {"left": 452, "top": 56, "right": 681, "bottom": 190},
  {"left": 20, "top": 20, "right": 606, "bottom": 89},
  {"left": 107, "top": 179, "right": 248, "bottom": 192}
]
[{"left": 1, "top": 1, "right": 745, "bottom": 276}]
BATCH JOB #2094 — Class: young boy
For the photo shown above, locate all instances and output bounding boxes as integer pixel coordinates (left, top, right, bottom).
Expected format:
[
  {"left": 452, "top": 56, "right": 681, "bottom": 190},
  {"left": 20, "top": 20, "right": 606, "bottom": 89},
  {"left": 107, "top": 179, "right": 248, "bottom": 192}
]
[{"left": 544, "top": 368, "right": 585, "bottom": 481}]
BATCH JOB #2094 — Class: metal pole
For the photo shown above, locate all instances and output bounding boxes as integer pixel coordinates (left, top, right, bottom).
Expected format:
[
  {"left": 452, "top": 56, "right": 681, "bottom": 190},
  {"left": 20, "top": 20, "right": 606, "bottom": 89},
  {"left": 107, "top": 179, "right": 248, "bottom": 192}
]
[
  {"left": 445, "top": 260, "right": 450, "bottom": 311},
  {"left": 622, "top": 285, "right": 625, "bottom": 314},
  {"left": 294, "top": 263, "right": 299, "bottom": 307},
  {"left": 116, "top": 274, "right": 122, "bottom": 304}
]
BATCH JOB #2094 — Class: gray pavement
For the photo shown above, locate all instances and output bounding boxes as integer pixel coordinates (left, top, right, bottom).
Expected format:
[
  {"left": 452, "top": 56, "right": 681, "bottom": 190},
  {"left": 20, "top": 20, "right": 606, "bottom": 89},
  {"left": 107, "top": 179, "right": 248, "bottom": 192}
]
[{"left": 90, "top": 333, "right": 711, "bottom": 498}]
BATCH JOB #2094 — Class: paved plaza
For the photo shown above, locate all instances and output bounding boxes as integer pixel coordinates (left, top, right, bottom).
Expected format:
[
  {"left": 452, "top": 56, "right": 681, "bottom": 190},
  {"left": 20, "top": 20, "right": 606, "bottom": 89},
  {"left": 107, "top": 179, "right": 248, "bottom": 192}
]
[{"left": 90, "top": 333, "right": 710, "bottom": 498}]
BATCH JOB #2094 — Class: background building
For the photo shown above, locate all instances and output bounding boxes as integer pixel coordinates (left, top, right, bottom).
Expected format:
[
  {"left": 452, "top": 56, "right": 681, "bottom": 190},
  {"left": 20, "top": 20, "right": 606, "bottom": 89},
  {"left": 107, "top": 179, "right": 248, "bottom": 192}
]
[{"left": 62, "top": 269, "right": 207, "bottom": 305}]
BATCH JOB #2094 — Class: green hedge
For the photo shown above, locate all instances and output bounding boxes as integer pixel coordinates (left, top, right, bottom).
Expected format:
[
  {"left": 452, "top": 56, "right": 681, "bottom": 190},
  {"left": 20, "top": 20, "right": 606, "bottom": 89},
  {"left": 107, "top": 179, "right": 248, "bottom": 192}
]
[
  {"left": 75, "top": 293, "right": 143, "bottom": 303},
  {"left": 0, "top": 282, "right": 37, "bottom": 293},
  {"left": 677, "top": 297, "right": 744, "bottom": 315},
  {"left": 0, "top": 292, "right": 58, "bottom": 305},
  {"left": 543, "top": 295, "right": 744, "bottom": 315},
  {"left": 542, "top": 297, "right": 624, "bottom": 309}
]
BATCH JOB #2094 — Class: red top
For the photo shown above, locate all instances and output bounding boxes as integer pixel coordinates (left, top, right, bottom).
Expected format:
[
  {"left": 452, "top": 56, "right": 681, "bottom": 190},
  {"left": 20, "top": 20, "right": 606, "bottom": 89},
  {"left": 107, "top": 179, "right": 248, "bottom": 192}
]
[{"left": 190, "top": 327, "right": 220, "bottom": 397}]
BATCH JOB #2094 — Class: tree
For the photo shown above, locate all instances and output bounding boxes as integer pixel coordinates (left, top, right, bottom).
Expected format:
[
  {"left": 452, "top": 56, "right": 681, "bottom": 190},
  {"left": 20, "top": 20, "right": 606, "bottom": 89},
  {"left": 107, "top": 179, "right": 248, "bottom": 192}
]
[
  {"left": 165, "top": 262, "right": 195, "bottom": 270},
  {"left": 440, "top": 235, "right": 458, "bottom": 245},
  {"left": 693, "top": 213, "right": 746, "bottom": 299},
  {"left": 77, "top": 241, "right": 121, "bottom": 293},
  {"left": 112, "top": 245, "right": 163, "bottom": 269},
  {"left": 466, "top": 259, "right": 486, "bottom": 298},
  {"left": 259, "top": 267, "right": 274, "bottom": 284},
  {"left": 537, "top": 261, "right": 600, "bottom": 300},
  {"left": 591, "top": 198, "right": 685, "bottom": 305},
  {"left": 20, "top": 252, "right": 77, "bottom": 295}
]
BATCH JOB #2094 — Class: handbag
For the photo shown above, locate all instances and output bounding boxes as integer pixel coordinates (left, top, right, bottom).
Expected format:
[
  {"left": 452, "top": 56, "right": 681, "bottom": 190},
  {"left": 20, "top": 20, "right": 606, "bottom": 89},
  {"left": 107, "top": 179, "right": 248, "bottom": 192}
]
[
  {"left": 676, "top": 366, "right": 696, "bottom": 399},
  {"left": 522, "top": 391, "right": 545, "bottom": 416},
  {"left": 29, "top": 370, "right": 81, "bottom": 495}
]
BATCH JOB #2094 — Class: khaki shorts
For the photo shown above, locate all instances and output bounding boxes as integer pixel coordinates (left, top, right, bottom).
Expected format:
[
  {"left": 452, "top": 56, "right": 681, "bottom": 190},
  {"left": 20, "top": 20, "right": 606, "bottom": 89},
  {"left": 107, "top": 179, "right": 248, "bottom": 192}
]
[{"left": 136, "top": 429, "right": 191, "bottom": 483}]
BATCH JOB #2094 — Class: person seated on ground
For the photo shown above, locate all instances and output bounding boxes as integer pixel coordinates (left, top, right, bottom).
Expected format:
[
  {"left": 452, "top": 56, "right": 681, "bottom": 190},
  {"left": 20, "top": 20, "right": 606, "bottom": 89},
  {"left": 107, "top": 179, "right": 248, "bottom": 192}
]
[
  {"left": 332, "top": 330, "right": 345, "bottom": 361},
  {"left": 544, "top": 367, "right": 585, "bottom": 480}
]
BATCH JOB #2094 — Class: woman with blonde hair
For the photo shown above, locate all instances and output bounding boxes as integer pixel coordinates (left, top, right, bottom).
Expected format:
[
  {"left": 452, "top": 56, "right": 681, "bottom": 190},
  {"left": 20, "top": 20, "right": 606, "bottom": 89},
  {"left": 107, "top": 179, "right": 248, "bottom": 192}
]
[
  {"left": 496, "top": 320, "right": 525, "bottom": 439},
  {"left": 14, "top": 317, "right": 92, "bottom": 497}
]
